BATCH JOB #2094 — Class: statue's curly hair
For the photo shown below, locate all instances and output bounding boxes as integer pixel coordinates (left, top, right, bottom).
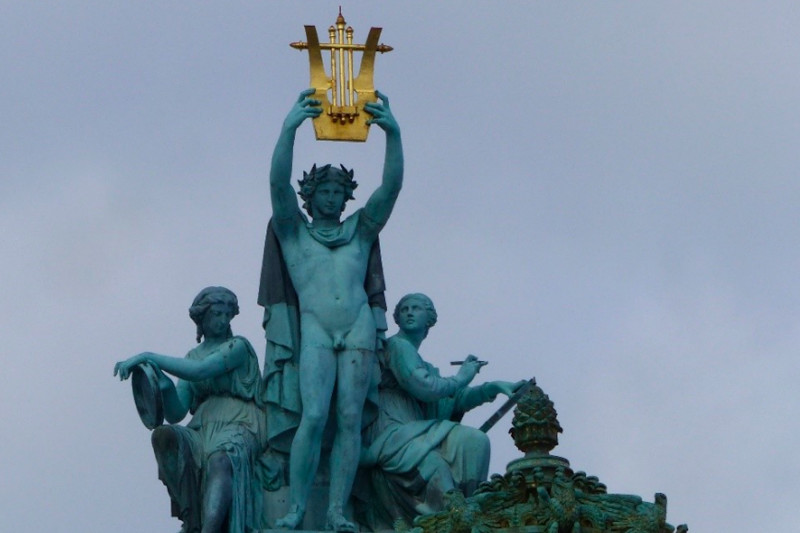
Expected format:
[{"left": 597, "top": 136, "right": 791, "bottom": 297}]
[
  {"left": 188, "top": 286, "right": 239, "bottom": 343},
  {"left": 297, "top": 164, "right": 358, "bottom": 216}
]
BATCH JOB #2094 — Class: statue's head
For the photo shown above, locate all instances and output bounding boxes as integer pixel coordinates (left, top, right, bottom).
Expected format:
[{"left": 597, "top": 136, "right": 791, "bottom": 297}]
[
  {"left": 393, "top": 293, "right": 438, "bottom": 338},
  {"left": 297, "top": 164, "right": 358, "bottom": 217},
  {"left": 188, "top": 286, "right": 239, "bottom": 343}
]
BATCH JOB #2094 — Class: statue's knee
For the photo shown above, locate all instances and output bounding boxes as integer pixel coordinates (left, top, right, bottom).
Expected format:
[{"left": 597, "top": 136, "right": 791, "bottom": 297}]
[
  {"left": 152, "top": 425, "right": 178, "bottom": 453},
  {"left": 335, "top": 408, "right": 361, "bottom": 432},
  {"left": 477, "top": 429, "right": 490, "bottom": 451},
  {"left": 465, "top": 427, "right": 491, "bottom": 456},
  {"left": 477, "top": 431, "right": 491, "bottom": 456},
  {"left": 300, "top": 407, "right": 329, "bottom": 434},
  {"left": 206, "top": 452, "right": 232, "bottom": 478}
]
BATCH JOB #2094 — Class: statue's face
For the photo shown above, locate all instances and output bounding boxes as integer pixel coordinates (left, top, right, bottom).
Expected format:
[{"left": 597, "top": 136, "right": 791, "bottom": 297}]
[
  {"left": 311, "top": 180, "right": 346, "bottom": 219},
  {"left": 202, "top": 303, "right": 234, "bottom": 339},
  {"left": 396, "top": 298, "right": 429, "bottom": 334}
]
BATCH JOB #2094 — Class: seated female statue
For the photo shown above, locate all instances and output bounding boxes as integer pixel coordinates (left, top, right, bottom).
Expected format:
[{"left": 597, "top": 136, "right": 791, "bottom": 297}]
[
  {"left": 114, "top": 286, "right": 266, "bottom": 533},
  {"left": 360, "top": 293, "right": 524, "bottom": 529}
]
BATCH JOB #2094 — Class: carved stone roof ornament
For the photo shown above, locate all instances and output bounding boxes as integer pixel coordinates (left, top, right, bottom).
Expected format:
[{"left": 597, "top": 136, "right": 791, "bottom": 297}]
[{"left": 406, "top": 382, "right": 688, "bottom": 533}]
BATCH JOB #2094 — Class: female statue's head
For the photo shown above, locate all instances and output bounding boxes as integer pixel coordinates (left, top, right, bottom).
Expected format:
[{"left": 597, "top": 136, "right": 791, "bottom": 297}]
[
  {"left": 393, "top": 293, "right": 438, "bottom": 338},
  {"left": 188, "top": 286, "right": 239, "bottom": 343}
]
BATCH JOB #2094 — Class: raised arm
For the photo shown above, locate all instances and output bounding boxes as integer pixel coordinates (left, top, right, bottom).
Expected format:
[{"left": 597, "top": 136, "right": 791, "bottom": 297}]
[
  {"left": 362, "top": 91, "right": 403, "bottom": 227},
  {"left": 270, "top": 89, "right": 322, "bottom": 220}
]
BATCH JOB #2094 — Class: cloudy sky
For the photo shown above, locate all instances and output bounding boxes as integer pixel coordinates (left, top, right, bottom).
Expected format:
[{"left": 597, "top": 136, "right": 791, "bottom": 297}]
[{"left": 2, "top": 2, "right": 798, "bottom": 531}]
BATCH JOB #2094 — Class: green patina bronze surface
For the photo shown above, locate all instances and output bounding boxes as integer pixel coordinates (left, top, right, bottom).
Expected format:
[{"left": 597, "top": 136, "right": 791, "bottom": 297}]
[
  {"left": 266, "top": 89, "right": 403, "bottom": 532},
  {"left": 358, "top": 293, "right": 525, "bottom": 530},
  {"left": 113, "top": 290, "right": 688, "bottom": 533},
  {"left": 114, "top": 287, "right": 268, "bottom": 533},
  {"left": 112, "top": 89, "right": 687, "bottom": 533}
]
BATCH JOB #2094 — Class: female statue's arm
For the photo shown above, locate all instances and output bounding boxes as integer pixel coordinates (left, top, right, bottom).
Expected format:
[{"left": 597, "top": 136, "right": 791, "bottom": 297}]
[
  {"left": 453, "top": 380, "right": 528, "bottom": 413},
  {"left": 389, "top": 341, "right": 478, "bottom": 402},
  {"left": 113, "top": 337, "right": 248, "bottom": 383},
  {"left": 155, "top": 372, "right": 192, "bottom": 424}
]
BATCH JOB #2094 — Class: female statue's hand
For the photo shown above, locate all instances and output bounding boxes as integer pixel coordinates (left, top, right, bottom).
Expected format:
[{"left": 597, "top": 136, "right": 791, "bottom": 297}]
[
  {"left": 486, "top": 380, "right": 528, "bottom": 399},
  {"left": 510, "top": 380, "right": 529, "bottom": 395},
  {"left": 112, "top": 352, "right": 149, "bottom": 380},
  {"left": 455, "top": 354, "right": 483, "bottom": 386}
]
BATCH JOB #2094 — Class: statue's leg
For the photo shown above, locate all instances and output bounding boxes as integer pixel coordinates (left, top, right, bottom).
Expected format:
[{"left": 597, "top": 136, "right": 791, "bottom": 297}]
[
  {"left": 327, "top": 348, "right": 375, "bottom": 532},
  {"left": 275, "top": 346, "right": 336, "bottom": 529},
  {"left": 200, "top": 451, "right": 233, "bottom": 533},
  {"left": 152, "top": 425, "right": 201, "bottom": 532},
  {"left": 441, "top": 425, "right": 490, "bottom": 496},
  {"left": 417, "top": 452, "right": 456, "bottom": 514}
]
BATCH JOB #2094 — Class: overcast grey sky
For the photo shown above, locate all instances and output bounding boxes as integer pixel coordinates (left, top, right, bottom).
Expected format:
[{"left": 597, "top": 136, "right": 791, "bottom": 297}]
[{"left": 2, "top": 2, "right": 798, "bottom": 531}]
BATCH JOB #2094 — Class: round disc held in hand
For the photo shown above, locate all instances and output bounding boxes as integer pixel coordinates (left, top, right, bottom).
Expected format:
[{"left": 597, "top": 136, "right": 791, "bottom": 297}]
[{"left": 131, "top": 362, "right": 164, "bottom": 430}]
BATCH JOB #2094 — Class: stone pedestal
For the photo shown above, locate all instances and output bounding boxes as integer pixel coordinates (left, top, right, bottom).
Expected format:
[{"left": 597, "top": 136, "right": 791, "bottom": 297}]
[
  {"left": 507, "top": 452, "right": 572, "bottom": 486},
  {"left": 262, "top": 485, "right": 333, "bottom": 531},
  {"left": 259, "top": 456, "right": 356, "bottom": 531}
]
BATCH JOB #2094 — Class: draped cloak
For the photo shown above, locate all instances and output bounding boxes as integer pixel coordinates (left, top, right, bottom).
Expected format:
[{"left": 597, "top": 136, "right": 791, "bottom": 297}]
[{"left": 257, "top": 209, "right": 387, "bottom": 454}]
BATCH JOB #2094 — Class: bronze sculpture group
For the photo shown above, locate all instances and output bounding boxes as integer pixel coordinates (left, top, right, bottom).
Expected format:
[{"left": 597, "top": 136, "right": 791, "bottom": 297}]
[
  {"left": 112, "top": 17, "right": 685, "bottom": 532},
  {"left": 114, "top": 90, "right": 523, "bottom": 532}
]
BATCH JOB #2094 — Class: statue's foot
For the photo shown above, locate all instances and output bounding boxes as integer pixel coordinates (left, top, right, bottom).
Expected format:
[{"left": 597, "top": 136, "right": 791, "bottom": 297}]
[
  {"left": 326, "top": 508, "right": 357, "bottom": 532},
  {"left": 275, "top": 505, "right": 304, "bottom": 530}
]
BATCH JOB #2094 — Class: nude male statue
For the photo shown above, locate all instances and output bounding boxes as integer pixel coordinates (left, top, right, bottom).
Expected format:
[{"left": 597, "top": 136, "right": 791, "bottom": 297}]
[{"left": 269, "top": 88, "right": 403, "bottom": 531}]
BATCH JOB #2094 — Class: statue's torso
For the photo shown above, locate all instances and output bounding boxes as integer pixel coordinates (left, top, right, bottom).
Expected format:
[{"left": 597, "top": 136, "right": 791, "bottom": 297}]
[{"left": 276, "top": 211, "right": 377, "bottom": 349}]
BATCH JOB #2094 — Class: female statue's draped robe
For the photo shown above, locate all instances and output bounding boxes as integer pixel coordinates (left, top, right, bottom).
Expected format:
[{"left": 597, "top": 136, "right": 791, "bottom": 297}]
[{"left": 360, "top": 335, "right": 491, "bottom": 529}]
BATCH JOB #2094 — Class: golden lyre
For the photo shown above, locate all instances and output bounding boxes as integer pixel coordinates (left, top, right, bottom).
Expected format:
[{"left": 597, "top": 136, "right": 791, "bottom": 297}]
[{"left": 290, "top": 9, "right": 393, "bottom": 142}]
